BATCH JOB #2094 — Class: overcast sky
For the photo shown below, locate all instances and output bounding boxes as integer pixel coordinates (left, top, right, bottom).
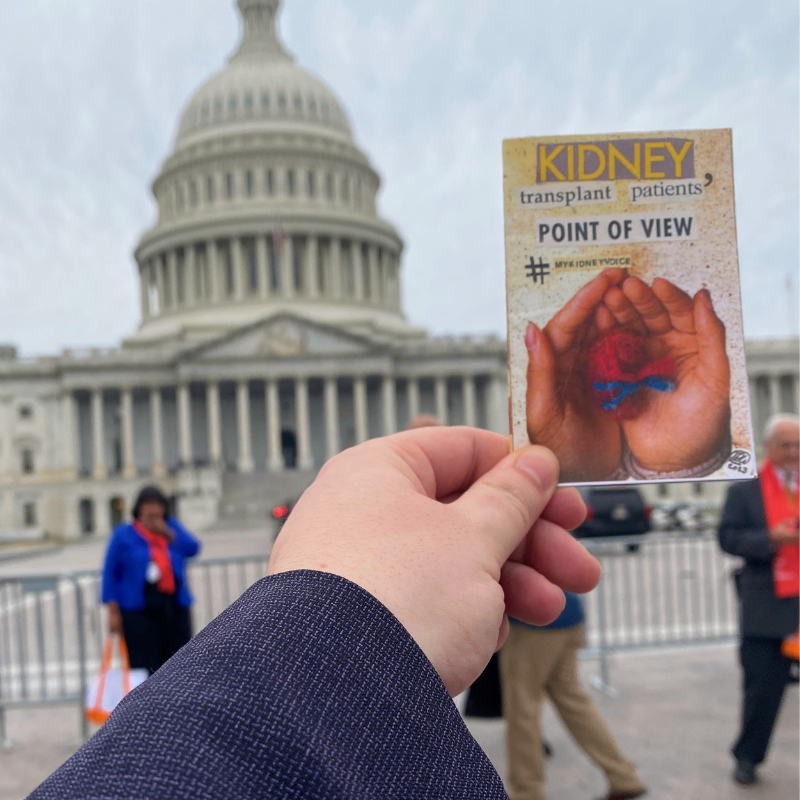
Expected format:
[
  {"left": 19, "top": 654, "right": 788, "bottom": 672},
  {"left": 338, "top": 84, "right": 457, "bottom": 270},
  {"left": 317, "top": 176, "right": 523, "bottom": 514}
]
[{"left": 0, "top": 0, "right": 797, "bottom": 356}]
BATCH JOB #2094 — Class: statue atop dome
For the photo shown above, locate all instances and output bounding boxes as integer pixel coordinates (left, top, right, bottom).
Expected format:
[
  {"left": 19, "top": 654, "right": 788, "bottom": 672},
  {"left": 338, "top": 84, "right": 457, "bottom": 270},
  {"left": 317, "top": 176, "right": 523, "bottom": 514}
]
[{"left": 232, "top": 0, "right": 292, "bottom": 63}]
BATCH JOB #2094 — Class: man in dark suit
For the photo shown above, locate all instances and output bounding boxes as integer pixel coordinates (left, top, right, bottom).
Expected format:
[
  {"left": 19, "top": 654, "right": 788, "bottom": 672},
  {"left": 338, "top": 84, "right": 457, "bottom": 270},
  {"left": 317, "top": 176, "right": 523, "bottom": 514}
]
[
  {"left": 28, "top": 427, "right": 600, "bottom": 800},
  {"left": 718, "top": 413, "right": 799, "bottom": 786}
]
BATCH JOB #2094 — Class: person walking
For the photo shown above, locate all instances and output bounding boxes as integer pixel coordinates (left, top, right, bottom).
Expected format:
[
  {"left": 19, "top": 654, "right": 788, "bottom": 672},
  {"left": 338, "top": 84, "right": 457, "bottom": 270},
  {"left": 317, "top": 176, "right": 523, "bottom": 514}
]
[
  {"left": 500, "top": 593, "right": 646, "bottom": 800},
  {"left": 718, "top": 413, "right": 799, "bottom": 785},
  {"left": 102, "top": 486, "right": 202, "bottom": 675}
]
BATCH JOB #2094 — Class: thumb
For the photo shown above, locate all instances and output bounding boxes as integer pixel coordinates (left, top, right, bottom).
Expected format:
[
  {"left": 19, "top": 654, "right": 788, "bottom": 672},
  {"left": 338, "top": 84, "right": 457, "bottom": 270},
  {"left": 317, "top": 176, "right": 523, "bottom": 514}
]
[
  {"left": 694, "top": 289, "right": 729, "bottom": 396},
  {"left": 526, "top": 322, "right": 561, "bottom": 440},
  {"left": 455, "top": 445, "right": 559, "bottom": 564}
]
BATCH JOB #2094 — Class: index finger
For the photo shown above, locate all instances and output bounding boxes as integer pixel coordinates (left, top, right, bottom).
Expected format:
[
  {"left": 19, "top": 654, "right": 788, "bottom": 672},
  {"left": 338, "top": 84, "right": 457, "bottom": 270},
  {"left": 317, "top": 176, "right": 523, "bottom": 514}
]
[{"left": 545, "top": 268, "right": 627, "bottom": 351}]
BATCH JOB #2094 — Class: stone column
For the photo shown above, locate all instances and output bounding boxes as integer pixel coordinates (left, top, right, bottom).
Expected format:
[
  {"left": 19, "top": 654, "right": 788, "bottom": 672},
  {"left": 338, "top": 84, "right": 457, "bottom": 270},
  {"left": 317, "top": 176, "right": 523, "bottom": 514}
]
[
  {"left": 168, "top": 249, "right": 179, "bottom": 309},
  {"left": 486, "top": 374, "right": 506, "bottom": 433},
  {"left": 295, "top": 377, "right": 314, "bottom": 469},
  {"left": 231, "top": 237, "right": 244, "bottom": 301},
  {"left": 352, "top": 241, "right": 364, "bottom": 302},
  {"left": 463, "top": 374, "right": 477, "bottom": 427},
  {"left": 236, "top": 380, "right": 254, "bottom": 473},
  {"left": 139, "top": 265, "right": 150, "bottom": 321},
  {"left": 257, "top": 235, "right": 269, "bottom": 299},
  {"left": 266, "top": 379, "right": 284, "bottom": 472},
  {"left": 354, "top": 376, "right": 368, "bottom": 443},
  {"left": 207, "top": 239, "right": 220, "bottom": 303},
  {"left": 435, "top": 376, "right": 448, "bottom": 424},
  {"left": 185, "top": 244, "right": 197, "bottom": 307},
  {"left": 62, "top": 391, "right": 78, "bottom": 479},
  {"left": 283, "top": 235, "right": 295, "bottom": 298},
  {"left": 177, "top": 383, "right": 193, "bottom": 468},
  {"left": 120, "top": 387, "right": 137, "bottom": 478},
  {"left": 206, "top": 382, "right": 222, "bottom": 467},
  {"left": 324, "top": 377, "right": 340, "bottom": 459},
  {"left": 307, "top": 235, "right": 319, "bottom": 298},
  {"left": 407, "top": 377, "right": 420, "bottom": 420},
  {"left": 90, "top": 389, "right": 106, "bottom": 480},
  {"left": 770, "top": 375, "right": 782, "bottom": 416},
  {"left": 382, "top": 375, "right": 396, "bottom": 435},
  {"left": 150, "top": 387, "right": 166, "bottom": 477},
  {"left": 330, "top": 237, "right": 342, "bottom": 299}
]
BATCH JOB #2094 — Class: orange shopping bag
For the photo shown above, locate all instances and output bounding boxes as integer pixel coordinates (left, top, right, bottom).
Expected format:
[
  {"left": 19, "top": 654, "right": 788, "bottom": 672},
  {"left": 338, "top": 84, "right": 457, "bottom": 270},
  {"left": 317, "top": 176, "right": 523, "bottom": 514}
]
[
  {"left": 85, "top": 636, "right": 148, "bottom": 725},
  {"left": 782, "top": 631, "right": 799, "bottom": 662}
]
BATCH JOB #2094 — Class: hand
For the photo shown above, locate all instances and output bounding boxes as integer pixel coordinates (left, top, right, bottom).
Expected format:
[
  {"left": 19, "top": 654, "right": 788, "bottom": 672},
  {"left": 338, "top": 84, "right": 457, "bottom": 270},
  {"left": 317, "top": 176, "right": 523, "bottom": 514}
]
[
  {"left": 600, "top": 277, "right": 730, "bottom": 473},
  {"left": 107, "top": 602, "right": 123, "bottom": 635},
  {"left": 152, "top": 518, "right": 175, "bottom": 541},
  {"left": 268, "top": 427, "right": 600, "bottom": 696},
  {"left": 526, "top": 268, "right": 627, "bottom": 482},
  {"left": 769, "top": 519, "right": 800, "bottom": 546}
]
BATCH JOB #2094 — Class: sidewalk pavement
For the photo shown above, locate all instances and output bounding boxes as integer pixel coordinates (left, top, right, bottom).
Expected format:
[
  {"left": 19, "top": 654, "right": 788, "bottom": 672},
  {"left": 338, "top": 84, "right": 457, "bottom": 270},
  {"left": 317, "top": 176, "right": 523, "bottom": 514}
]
[{"left": 2, "top": 644, "right": 797, "bottom": 800}]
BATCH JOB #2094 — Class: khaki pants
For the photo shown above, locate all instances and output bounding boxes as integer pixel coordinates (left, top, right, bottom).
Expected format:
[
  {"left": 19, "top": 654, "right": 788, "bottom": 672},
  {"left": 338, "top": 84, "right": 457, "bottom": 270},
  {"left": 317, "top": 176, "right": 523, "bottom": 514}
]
[{"left": 500, "top": 623, "right": 644, "bottom": 800}]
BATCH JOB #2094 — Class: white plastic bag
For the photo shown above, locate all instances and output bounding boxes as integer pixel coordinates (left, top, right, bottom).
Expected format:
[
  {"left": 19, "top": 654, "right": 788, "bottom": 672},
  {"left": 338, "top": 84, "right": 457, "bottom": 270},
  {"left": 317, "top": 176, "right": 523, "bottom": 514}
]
[{"left": 85, "top": 636, "right": 148, "bottom": 725}]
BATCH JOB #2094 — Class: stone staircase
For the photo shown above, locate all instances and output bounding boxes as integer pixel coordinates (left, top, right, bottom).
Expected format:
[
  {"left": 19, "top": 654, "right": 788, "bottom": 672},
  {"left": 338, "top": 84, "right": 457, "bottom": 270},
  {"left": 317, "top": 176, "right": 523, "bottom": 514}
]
[{"left": 213, "top": 469, "right": 318, "bottom": 531}]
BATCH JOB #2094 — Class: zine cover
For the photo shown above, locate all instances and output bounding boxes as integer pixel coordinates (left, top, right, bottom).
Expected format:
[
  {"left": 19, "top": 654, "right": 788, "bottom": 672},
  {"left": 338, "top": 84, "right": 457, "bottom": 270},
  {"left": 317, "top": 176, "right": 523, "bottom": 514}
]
[{"left": 503, "top": 128, "right": 756, "bottom": 486}]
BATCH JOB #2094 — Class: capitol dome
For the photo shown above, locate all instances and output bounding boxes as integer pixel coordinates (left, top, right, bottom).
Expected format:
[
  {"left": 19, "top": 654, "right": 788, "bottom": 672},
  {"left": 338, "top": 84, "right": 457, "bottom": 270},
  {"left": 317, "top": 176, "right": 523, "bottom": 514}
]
[{"left": 130, "top": 0, "right": 409, "bottom": 348}]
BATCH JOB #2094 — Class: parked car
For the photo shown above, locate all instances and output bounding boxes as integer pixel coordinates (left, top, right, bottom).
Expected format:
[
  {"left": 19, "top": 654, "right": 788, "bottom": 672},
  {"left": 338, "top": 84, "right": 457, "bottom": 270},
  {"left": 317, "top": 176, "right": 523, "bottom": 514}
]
[
  {"left": 573, "top": 486, "right": 651, "bottom": 551},
  {"left": 650, "top": 502, "right": 705, "bottom": 532}
]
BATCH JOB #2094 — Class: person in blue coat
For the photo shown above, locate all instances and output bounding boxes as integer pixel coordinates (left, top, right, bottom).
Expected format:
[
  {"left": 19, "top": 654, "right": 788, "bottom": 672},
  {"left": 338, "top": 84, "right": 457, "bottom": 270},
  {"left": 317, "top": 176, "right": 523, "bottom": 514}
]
[
  {"left": 102, "top": 485, "right": 201, "bottom": 675},
  {"left": 31, "top": 428, "right": 600, "bottom": 800}
]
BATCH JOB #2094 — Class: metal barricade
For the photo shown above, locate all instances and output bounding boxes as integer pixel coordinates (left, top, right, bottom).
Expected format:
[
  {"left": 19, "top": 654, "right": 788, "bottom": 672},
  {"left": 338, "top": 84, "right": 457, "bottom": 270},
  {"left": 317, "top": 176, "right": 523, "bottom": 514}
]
[
  {"left": 0, "top": 555, "right": 269, "bottom": 744},
  {"left": 0, "top": 532, "right": 739, "bottom": 742},
  {"left": 581, "top": 531, "right": 740, "bottom": 692}
]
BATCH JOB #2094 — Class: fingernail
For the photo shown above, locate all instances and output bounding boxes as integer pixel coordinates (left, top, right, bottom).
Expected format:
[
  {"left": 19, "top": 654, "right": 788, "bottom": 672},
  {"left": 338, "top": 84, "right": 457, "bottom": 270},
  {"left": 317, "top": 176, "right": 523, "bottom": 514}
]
[
  {"left": 515, "top": 449, "right": 559, "bottom": 491},
  {"left": 699, "top": 288, "right": 713, "bottom": 308},
  {"left": 525, "top": 322, "right": 538, "bottom": 351}
]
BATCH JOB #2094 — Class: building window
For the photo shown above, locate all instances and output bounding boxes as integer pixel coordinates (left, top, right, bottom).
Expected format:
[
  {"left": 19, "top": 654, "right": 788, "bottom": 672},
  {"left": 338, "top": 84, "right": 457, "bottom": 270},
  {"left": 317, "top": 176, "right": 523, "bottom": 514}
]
[
  {"left": 176, "top": 184, "right": 185, "bottom": 212},
  {"left": 245, "top": 240, "right": 258, "bottom": 293},
  {"left": 308, "top": 96, "right": 317, "bottom": 115},
  {"left": 321, "top": 100, "right": 329, "bottom": 119},
  {"left": 325, "top": 173, "right": 334, "bottom": 200},
  {"left": 261, "top": 91, "right": 270, "bottom": 110},
  {"left": 355, "top": 178, "right": 363, "bottom": 207},
  {"left": 246, "top": 170, "right": 254, "bottom": 197},
  {"left": 214, "top": 97, "right": 223, "bottom": 117},
  {"left": 18, "top": 405, "right": 33, "bottom": 420},
  {"left": 307, "top": 170, "right": 316, "bottom": 197},
  {"left": 266, "top": 169, "right": 275, "bottom": 196},
  {"left": 292, "top": 238, "right": 304, "bottom": 293},
  {"left": 244, "top": 92, "right": 254, "bottom": 112},
  {"left": 189, "top": 180, "right": 198, "bottom": 207},
  {"left": 228, "top": 93, "right": 238, "bottom": 114},
  {"left": 226, "top": 172, "right": 235, "bottom": 199},
  {"left": 79, "top": 498, "right": 95, "bottom": 536},
  {"left": 23, "top": 502, "right": 37, "bottom": 528},
  {"left": 220, "top": 244, "right": 234, "bottom": 297},
  {"left": 161, "top": 257, "right": 172, "bottom": 307},
  {"left": 196, "top": 246, "right": 209, "bottom": 301},
  {"left": 268, "top": 236, "right": 281, "bottom": 291},
  {"left": 657, "top": 483, "right": 669, "bottom": 498},
  {"left": 21, "top": 448, "right": 35, "bottom": 475},
  {"left": 341, "top": 175, "right": 350, "bottom": 203},
  {"left": 278, "top": 92, "right": 287, "bottom": 112},
  {"left": 206, "top": 175, "right": 215, "bottom": 202},
  {"left": 293, "top": 93, "right": 303, "bottom": 113},
  {"left": 341, "top": 242, "right": 354, "bottom": 297},
  {"left": 287, "top": 169, "right": 296, "bottom": 196}
]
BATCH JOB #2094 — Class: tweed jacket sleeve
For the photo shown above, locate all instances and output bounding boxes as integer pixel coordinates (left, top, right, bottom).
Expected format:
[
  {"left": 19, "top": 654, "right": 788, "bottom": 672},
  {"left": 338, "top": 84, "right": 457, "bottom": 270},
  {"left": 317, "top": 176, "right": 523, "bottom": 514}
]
[{"left": 29, "top": 570, "right": 507, "bottom": 800}]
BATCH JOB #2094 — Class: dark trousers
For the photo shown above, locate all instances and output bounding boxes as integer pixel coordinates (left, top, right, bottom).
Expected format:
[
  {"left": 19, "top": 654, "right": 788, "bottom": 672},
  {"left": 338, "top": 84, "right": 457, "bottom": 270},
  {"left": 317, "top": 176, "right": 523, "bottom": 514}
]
[
  {"left": 121, "top": 583, "right": 192, "bottom": 675},
  {"left": 732, "top": 637, "right": 792, "bottom": 765}
]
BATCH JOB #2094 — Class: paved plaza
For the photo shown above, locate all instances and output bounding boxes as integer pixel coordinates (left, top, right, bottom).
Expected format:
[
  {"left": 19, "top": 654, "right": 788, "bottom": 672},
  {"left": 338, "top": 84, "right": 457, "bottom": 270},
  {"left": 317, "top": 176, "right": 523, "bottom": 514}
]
[{"left": 2, "top": 643, "right": 796, "bottom": 800}]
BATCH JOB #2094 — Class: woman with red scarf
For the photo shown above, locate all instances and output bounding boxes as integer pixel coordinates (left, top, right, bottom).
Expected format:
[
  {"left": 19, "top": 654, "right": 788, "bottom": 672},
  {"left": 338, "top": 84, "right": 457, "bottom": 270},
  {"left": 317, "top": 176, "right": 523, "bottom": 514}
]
[
  {"left": 718, "top": 414, "right": 799, "bottom": 786},
  {"left": 102, "top": 486, "right": 202, "bottom": 675}
]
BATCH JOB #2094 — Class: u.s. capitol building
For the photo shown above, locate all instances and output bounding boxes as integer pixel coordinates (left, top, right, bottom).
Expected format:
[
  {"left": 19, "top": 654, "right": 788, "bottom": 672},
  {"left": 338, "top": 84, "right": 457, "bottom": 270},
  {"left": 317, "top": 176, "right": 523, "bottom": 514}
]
[
  {"left": 0, "top": 0, "right": 508, "bottom": 540},
  {"left": 1, "top": 0, "right": 797, "bottom": 541}
]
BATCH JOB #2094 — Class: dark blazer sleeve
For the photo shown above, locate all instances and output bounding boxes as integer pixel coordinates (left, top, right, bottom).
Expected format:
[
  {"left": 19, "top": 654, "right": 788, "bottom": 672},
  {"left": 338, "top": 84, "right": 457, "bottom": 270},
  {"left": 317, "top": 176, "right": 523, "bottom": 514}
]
[
  {"left": 718, "top": 480, "right": 774, "bottom": 563},
  {"left": 28, "top": 571, "right": 506, "bottom": 800}
]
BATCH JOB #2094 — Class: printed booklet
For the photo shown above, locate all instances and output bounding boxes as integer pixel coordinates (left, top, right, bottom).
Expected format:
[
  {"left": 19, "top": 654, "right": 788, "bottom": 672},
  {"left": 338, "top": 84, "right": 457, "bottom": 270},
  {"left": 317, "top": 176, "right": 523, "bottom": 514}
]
[{"left": 503, "top": 128, "right": 756, "bottom": 485}]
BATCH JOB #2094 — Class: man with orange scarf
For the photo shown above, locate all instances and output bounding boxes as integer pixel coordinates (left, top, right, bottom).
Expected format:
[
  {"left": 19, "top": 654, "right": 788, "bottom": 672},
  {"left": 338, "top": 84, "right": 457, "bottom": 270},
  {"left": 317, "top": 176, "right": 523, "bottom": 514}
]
[{"left": 718, "top": 413, "right": 799, "bottom": 786}]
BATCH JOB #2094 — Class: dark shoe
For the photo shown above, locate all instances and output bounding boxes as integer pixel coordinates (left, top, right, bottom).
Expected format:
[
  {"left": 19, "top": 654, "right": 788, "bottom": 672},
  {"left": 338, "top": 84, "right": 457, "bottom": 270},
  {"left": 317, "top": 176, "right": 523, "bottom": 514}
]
[
  {"left": 733, "top": 761, "right": 757, "bottom": 785},
  {"left": 598, "top": 789, "right": 647, "bottom": 800}
]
